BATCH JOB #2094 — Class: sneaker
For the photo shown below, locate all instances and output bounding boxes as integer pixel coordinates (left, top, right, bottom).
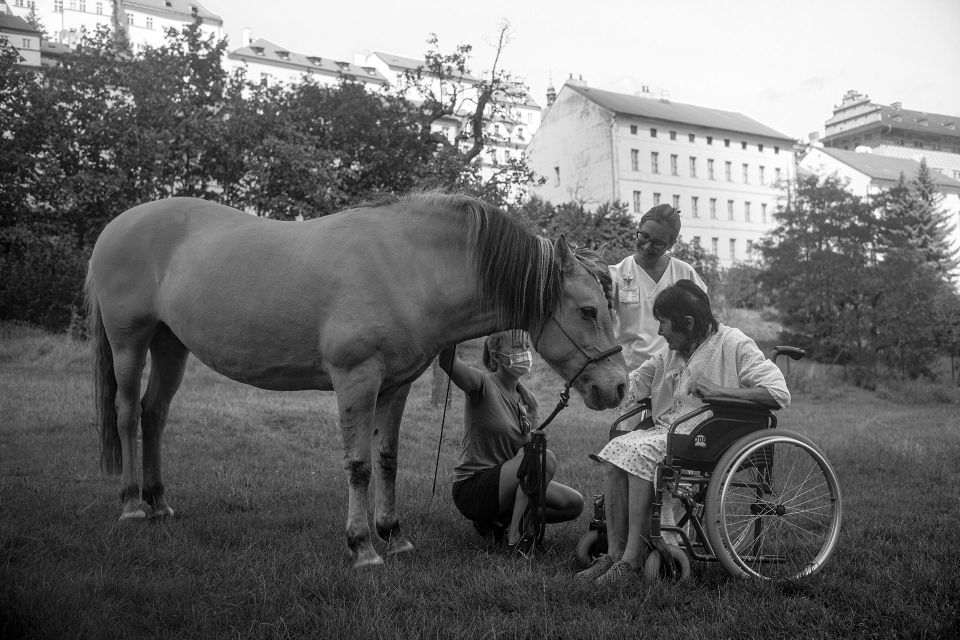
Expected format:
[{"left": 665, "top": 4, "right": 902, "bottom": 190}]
[
  {"left": 574, "top": 554, "right": 613, "bottom": 581},
  {"left": 595, "top": 560, "right": 637, "bottom": 586}
]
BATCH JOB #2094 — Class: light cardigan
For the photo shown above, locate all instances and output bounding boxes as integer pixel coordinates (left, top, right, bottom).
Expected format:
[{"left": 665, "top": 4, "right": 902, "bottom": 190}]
[{"left": 625, "top": 324, "right": 790, "bottom": 434}]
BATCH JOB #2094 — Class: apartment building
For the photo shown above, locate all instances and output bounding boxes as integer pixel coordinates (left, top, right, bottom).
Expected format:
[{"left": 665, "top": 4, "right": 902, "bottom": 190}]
[{"left": 527, "top": 80, "right": 796, "bottom": 268}]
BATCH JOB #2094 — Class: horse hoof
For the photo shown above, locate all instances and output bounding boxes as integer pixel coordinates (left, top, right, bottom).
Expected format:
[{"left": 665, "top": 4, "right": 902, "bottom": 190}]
[
  {"left": 150, "top": 505, "right": 175, "bottom": 519},
  {"left": 119, "top": 505, "right": 146, "bottom": 521},
  {"left": 384, "top": 537, "right": 415, "bottom": 557},
  {"left": 353, "top": 554, "right": 385, "bottom": 569}
]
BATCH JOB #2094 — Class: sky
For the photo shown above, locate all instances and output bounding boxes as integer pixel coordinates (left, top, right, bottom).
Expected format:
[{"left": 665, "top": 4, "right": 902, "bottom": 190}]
[{"left": 201, "top": 0, "right": 960, "bottom": 142}]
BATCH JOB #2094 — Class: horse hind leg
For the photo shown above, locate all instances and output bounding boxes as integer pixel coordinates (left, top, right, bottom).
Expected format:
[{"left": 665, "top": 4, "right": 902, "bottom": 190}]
[
  {"left": 373, "top": 383, "right": 415, "bottom": 557},
  {"left": 140, "top": 324, "right": 190, "bottom": 519},
  {"left": 111, "top": 338, "right": 152, "bottom": 520}
]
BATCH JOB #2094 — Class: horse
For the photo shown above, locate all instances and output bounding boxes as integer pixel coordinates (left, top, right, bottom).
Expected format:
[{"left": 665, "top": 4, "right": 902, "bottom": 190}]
[{"left": 85, "top": 191, "right": 627, "bottom": 568}]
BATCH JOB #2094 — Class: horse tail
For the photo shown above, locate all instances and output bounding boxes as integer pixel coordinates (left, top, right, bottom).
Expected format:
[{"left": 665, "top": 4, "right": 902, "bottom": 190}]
[{"left": 86, "top": 264, "right": 121, "bottom": 475}]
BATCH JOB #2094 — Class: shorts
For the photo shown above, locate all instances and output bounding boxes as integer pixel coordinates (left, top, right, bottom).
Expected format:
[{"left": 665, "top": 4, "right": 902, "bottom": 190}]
[{"left": 451, "top": 464, "right": 512, "bottom": 523}]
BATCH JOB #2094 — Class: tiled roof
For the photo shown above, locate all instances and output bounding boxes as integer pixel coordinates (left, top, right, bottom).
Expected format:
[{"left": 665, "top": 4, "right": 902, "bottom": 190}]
[
  {"left": 0, "top": 13, "right": 39, "bottom": 34},
  {"left": 817, "top": 147, "right": 960, "bottom": 189},
  {"left": 825, "top": 103, "right": 959, "bottom": 140},
  {"left": 372, "top": 51, "right": 479, "bottom": 83},
  {"left": 229, "top": 39, "right": 387, "bottom": 84},
  {"left": 564, "top": 84, "right": 794, "bottom": 142},
  {"left": 124, "top": 0, "right": 222, "bottom": 24}
]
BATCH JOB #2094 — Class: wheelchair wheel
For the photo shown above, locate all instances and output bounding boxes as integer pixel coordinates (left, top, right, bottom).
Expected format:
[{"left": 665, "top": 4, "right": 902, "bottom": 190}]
[
  {"left": 575, "top": 530, "right": 603, "bottom": 567},
  {"left": 705, "top": 429, "right": 842, "bottom": 580},
  {"left": 643, "top": 545, "right": 691, "bottom": 582}
]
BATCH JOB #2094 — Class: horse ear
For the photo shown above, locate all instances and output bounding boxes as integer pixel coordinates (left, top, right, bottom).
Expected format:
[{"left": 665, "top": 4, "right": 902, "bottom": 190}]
[
  {"left": 553, "top": 234, "right": 576, "bottom": 270},
  {"left": 597, "top": 243, "right": 609, "bottom": 260}
]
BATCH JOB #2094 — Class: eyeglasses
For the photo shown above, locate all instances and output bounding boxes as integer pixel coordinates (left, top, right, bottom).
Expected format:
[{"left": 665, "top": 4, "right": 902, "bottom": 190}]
[{"left": 637, "top": 231, "right": 669, "bottom": 252}]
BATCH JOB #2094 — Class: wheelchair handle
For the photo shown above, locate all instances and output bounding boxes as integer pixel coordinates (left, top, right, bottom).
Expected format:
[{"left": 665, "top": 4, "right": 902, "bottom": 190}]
[{"left": 770, "top": 346, "right": 805, "bottom": 362}]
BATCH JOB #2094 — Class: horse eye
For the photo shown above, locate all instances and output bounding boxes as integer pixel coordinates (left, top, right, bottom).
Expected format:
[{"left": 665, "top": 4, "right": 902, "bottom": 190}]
[{"left": 579, "top": 307, "right": 598, "bottom": 320}]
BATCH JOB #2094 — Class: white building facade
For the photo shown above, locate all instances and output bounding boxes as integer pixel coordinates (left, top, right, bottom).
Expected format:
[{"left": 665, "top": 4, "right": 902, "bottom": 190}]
[
  {"left": 527, "top": 81, "right": 796, "bottom": 268},
  {"left": 6, "top": 0, "right": 222, "bottom": 53}
]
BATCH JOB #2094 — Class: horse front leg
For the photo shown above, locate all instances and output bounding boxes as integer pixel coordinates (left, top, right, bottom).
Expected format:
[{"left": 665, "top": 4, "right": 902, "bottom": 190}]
[
  {"left": 333, "top": 365, "right": 383, "bottom": 568},
  {"left": 373, "top": 383, "right": 415, "bottom": 557}
]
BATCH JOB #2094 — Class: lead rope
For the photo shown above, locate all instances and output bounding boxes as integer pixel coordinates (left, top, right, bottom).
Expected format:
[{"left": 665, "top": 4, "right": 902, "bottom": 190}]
[{"left": 428, "top": 347, "right": 455, "bottom": 513}]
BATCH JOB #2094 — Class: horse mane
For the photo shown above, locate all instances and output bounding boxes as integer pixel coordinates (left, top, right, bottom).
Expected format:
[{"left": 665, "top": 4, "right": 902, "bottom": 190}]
[{"left": 356, "top": 190, "right": 613, "bottom": 334}]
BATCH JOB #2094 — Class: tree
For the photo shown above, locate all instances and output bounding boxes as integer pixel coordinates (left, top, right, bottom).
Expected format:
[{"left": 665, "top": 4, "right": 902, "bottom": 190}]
[
  {"left": 24, "top": 5, "right": 47, "bottom": 40},
  {"left": 509, "top": 195, "right": 635, "bottom": 258},
  {"left": 908, "top": 160, "right": 958, "bottom": 278},
  {"left": 395, "top": 22, "right": 540, "bottom": 206},
  {"left": 672, "top": 237, "right": 721, "bottom": 289}
]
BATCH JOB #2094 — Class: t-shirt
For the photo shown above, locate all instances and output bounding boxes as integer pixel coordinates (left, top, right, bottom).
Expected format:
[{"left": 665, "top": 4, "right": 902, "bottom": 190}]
[
  {"left": 453, "top": 370, "right": 536, "bottom": 482},
  {"left": 609, "top": 255, "right": 707, "bottom": 369}
]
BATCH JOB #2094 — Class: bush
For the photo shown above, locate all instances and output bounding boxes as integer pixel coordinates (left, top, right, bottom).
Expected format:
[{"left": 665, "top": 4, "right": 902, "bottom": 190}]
[{"left": 0, "top": 226, "right": 90, "bottom": 333}]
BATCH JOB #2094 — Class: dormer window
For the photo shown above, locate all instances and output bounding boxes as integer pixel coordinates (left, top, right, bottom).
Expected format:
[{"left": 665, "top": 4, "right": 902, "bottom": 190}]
[
  {"left": 251, "top": 46, "right": 264, "bottom": 56},
  {"left": 892, "top": 114, "right": 902, "bottom": 122},
  {"left": 307, "top": 56, "right": 322, "bottom": 66},
  {"left": 165, "top": 1, "right": 171, "bottom": 5},
  {"left": 363, "top": 67, "right": 377, "bottom": 75},
  {"left": 277, "top": 51, "right": 290, "bottom": 61},
  {"left": 917, "top": 117, "right": 928, "bottom": 126},
  {"left": 336, "top": 61, "right": 350, "bottom": 70},
  {"left": 190, "top": 6, "right": 198, "bottom": 15},
  {"left": 945, "top": 122, "right": 956, "bottom": 130}
]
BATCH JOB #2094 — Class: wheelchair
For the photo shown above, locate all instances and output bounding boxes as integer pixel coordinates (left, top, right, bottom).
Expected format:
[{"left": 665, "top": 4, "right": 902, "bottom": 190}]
[{"left": 576, "top": 347, "right": 842, "bottom": 581}]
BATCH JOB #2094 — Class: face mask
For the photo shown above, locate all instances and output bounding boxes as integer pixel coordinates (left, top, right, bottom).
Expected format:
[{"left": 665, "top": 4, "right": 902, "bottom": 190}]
[{"left": 495, "top": 350, "right": 533, "bottom": 377}]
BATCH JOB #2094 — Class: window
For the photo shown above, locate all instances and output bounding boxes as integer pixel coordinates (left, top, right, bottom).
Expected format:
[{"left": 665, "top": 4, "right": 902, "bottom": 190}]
[
  {"left": 517, "top": 127, "right": 525, "bottom": 140},
  {"left": 441, "top": 126, "right": 451, "bottom": 141},
  {"left": 651, "top": 152, "right": 659, "bottom": 173},
  {"left": 650, "top": 128, "right": 657, "bottom": 138},
  {"left": 146, "top": 16, "right": 153, "bottom": 28},
  {"left": 761, "top": 203, "right": 768, "bottom": 223},
  {"left": 729, "top": 239, "right": 736, "bottom": 261},
  {"left": 759, "top": 166, "right": 765, "bottom": 184},
  {"left": 774, "top": 167, "right": 781, "bottom": 183},
  {"left": 96, "top": 1, "right": 102, "bottom": 13},
  {"left": 670, "top": 131, "right": 677, "bottom": 140},
  {"left": 689, "top": 133, "right": 695, "bottom": 143},
  {"left": 554, "top": 167, "right": 560, "bottom": 186},
  {"left": 670, "top": 154, "right": 678, "bottom": 176},
  {"left": 712, "top": 237, "right": 719, "bottom": 254},
  {"left": 672, "top": 195, "right": 680, "bottom": 209},
  {"left": 126, "top": 12, "right": 133, "bottom": 25},
  {"left": 55, "top": 0, "right": 63, "bottom": 11},
  {"left": 630, "top": 125, "right": 637, "bottom": 135},
  {"left": 741, "top": 141, "right": 747, "bottom": 150},
  {"left": 707, "top": 136, "right": 713, "bottom": 145},
  {"left": 260, "top": 72, "right": 269, "bottom": 86},
  {"left": 727, "top": 200, "right": 734, "bottom": 220},
  {"left": 527, "top": 113, "right": 533, "bottom": 124},
  {"left": 707, "top": 159, "right": 714, "bottom": 180},
  {"left": 69, "top": 0, "right": 75, "bottom": 8},
  {"left": 774, "top": 146, "right": 779, "bottom": 154},
  {"left": 689, "top": 157, "right": 697, "bottom": 177},
  {"left": 633, "top": 191, "right": 642, "bottom": 213},
  {"left": 653, "top": 193, "right": 661, "bottom": 206},
  {"left": 724, "top": 139, "right": 730, "bottom": 147},
  {"left": 692, "top": 196, "right": 699, "bottom": 218},
  {"left": 747, "top": 240, "right": 754, "bottom": 255},
  {"left": 725, "top": 161, "right": 732, "bottom": 181},
  {"left": 22, "top": 38, "right": 31, "bottom": 48},
  {"left": 710, "top": 198, "right": 717, "bottom": 219},
  {"left": 631, "top": 149, "right": 639, "bottom": 171},
  {"left": 78, "top": 0, "right": 84, "bottom": 9},
  {"left": 742, "top": 164, "right": 749, "bottom": 183},
  {"left": 744, "top": 201, "right": 751, "bottom": 222},
  {"left": 693, "top": 236, "right": 701, "bottom": 246},
  {"left": 14, "top": 0, "right": 22, "bottom": 6},
  {"left": 758, "top": 143, "right": 764, "bottom": 152}
]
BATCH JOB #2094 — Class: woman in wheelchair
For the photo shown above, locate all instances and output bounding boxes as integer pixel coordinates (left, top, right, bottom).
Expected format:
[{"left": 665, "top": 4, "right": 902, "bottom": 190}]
[
  {"left": 576, "top": 280, "right": 790, "bottom": 585},
  {"left": 439, "top": 331, "right": 584, "bottom": 555}
]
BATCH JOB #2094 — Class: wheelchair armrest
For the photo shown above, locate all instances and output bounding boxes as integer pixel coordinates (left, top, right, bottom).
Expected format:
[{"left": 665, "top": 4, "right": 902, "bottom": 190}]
[
  {"left": 612, "top": 398, "right": 652, "bottom": 430},
  {"left": 699, "top": 396, "right": 778, "bottom": 412},
  {"left": 770, "top": 346, "right": 805, "bottom": 362}
]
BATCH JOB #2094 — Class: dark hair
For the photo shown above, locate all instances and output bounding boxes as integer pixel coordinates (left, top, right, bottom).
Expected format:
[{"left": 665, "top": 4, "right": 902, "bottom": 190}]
[
  {"left": 652, "top": 280, "right": 718, "bottom": 343},
  {"left": 639, "top": 204, "right": 682, "bottom": 243}
]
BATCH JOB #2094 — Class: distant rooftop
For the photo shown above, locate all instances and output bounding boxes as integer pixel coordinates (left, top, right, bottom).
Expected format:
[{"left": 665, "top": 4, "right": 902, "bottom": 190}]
[
  {"left": 125, "top": 0, "right": 222, "bottom": 24},
  {"left": 565, "top": 84, "right": 794, "bottom": 142},
  {"left": 372, "top": 51, "right": 479, "bottom": 83},
  {"left": 230, "top": 38, "right": 387, "bottom": 84},
  {"left": 818, "top": 147, "right": 960, "bottom": 190},
  {"left": 0, "top": 12, "right": 39, "bottom": 33}
]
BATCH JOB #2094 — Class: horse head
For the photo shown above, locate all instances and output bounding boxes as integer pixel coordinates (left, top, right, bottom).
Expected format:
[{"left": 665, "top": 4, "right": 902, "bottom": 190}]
[{"left": 534, "top": 237, "right": 627, "bottom": 410}]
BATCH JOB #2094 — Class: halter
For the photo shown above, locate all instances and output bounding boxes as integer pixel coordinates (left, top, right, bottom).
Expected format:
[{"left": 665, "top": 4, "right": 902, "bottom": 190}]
[{"left": 533, "top": 312, "right": 623, "bottom": 431}]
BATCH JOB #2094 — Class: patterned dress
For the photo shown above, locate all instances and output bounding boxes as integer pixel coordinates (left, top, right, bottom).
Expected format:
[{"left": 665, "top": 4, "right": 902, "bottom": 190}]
[{"left": 597, "top": 325, "right": 790, "bottom": 481}]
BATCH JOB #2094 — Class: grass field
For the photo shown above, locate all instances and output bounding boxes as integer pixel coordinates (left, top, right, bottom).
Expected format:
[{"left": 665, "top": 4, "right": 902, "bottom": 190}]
[{"left": 2, "top": 318, "right": 959, "bottom": 639}]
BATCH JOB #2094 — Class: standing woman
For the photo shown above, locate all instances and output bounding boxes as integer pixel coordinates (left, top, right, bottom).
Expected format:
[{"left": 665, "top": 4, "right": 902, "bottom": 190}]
[
  {"left": 439, "top": 331, "right": 584, "bottom": 553},
  {"left": 609, "top": 204, "right": 707, "bottom": 370}
]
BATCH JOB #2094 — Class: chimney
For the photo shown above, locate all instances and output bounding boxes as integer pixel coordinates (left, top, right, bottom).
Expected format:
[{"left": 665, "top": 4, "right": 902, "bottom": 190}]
[
  {"left": 241, "top": 28, "right": 252, "bottom": 47},
  {"left": 565, "top": 73, "right": 587, "bottom": 88},
  {"left": 660, "top": 89, "right": 670, "bottom": 103},
  {"left": 891, "top": 101, "right": 902, "bottom": 111}
]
